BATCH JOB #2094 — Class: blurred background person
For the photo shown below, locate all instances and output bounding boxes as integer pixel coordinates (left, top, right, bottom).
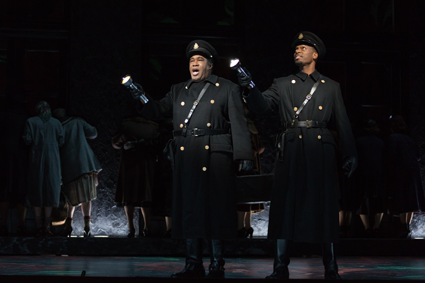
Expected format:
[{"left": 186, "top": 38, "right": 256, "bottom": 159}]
[
  {"left": 53, "top": 108, "right": 102, "bottom": 237},
  {"left": 151, "top": 119, "right": 174, "bottom": 238},
  {"left": 354, "top": 119, "right": 386, "bottom": 238},
  {"left": 237, "top": 107, "right": 265, "bottom": 238},
  {"left": 112, "top": 116, "right": 161, "bottom": 237},
  {"left": 331, "top": 129, "right": 356, "bottom": 239},
  {"left": 22, "top": 101, "right": 64, "bottom": 236},
  {"left": 386, "top": 115, "right": 425, "bottom": 238},
  {"left": 0, "top": 95, "right": 29, "bottom": 236}
]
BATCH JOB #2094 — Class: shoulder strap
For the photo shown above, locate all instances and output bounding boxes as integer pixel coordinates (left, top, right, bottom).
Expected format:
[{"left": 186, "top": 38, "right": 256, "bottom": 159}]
[
  {"left": 181, "top": 82, "right": 211, "bottom": 137},
  {"left": 294, "top": 75, "right": 322, "bottom": 119}
]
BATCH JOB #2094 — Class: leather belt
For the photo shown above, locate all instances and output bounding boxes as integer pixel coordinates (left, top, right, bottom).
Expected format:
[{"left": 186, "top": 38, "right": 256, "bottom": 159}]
[
  {"left": 285, "top": 120, "right": 327, "bottom": 129},
  {"left": 173, "top": 128, "right": 229, "bottom": 137}
]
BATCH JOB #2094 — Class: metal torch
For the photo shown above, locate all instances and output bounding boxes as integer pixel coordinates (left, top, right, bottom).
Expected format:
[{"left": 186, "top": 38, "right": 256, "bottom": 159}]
[
  {"left": 121, "top": 75, "right": 149, "bottom": 104},
  {"left": 230, "top": 58, "right": 255, "bottom": 89}
]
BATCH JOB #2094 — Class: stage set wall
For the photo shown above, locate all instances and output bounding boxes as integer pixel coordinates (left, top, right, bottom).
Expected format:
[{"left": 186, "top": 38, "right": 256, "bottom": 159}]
[{"left": 0, "top": 0, "right": 424, "bottom": 237}]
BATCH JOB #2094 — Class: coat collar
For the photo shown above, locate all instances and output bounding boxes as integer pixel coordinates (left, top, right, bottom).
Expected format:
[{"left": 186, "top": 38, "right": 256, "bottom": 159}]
[
  {"left": 186, "top": 74, "right": 218, "bottom": 88},
  {"left": 295, "top": 69, "right": 320, "bottom": 82},
  {"left": 60, "top": 117, "right": 73, "bottom": 125}
]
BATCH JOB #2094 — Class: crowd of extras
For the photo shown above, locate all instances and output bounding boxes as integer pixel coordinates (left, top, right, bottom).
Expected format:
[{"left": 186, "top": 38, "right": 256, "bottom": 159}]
[{"left": 0, "top": 96, "right": 423, "bottom": 240}]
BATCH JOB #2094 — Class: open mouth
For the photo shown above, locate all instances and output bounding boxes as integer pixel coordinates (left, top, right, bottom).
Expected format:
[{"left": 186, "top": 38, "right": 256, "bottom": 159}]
[{"left": 192, "top": 68, "right": 200, "bottom": 76}]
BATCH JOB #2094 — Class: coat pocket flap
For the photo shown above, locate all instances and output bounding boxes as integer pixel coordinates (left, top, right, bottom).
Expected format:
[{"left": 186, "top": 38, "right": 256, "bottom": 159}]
[
  {"left": 320, "top": 133, "right": 337, "bottom": 146},
  {"left": 210, "top": 134, "right": 233, "bottom": 153},
  {"left": 211, "top": 143, "right": 233, "bottom": 153}
]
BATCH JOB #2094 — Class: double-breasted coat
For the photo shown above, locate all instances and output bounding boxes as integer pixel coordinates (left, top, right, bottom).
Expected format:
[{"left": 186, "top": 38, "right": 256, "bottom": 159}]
[
  {"left": 245, "top": 70, "right": 357, "bottom": 243},
  {"left": 140, "top": 74, "right": 253, "bottom": 239}
]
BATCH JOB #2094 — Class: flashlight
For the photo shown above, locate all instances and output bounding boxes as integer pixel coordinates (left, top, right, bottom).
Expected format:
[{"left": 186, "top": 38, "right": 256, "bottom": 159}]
[
  {"left": 121, "top": 75, "right": 149, "bottom": 104},
  {"left": 230, "top": 58, "right": 255, "bottom": 89}
]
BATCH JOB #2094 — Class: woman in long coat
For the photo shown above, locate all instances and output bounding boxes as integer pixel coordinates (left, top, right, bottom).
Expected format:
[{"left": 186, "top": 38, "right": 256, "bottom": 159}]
[
  {"left": 112, "top": 116, "right": 161, "bottom": 237},
  {"left": 386, "top": 115, "right": 425, "bottom": 238},
  {"left": 53, "top": 108, "right": 102, "bottom": 237},
  {"left": 22, "top": 101, "right": 64, "bottom": 236},
  {"left": 354, "top": 120, "right": 386, "bottom": 237}
]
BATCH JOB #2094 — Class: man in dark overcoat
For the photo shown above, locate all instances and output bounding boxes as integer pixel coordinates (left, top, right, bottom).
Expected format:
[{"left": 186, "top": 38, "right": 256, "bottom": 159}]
[
  {"left": 133, "top": 40, "right": 253, "bottom": 278},
  {"left": 236, "top": 31, "right": 357, "bottom": 279}
]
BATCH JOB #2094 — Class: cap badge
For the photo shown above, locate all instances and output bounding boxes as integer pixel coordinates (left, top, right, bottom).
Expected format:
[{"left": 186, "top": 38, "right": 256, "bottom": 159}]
[
  {"left": 194, "top": 43, "right": 199, "bottom": 49},
  {"left": 298, "top": 33, "right": 304, "bottom": 39}
]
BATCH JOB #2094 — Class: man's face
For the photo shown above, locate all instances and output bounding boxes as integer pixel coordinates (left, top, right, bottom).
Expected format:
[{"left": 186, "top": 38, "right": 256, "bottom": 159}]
[
  {"left": 189, "top": 55, "right": 213, "bottom": 82},
  {"left": 294, "top": 44, "right": 318, "bottom": 66}
]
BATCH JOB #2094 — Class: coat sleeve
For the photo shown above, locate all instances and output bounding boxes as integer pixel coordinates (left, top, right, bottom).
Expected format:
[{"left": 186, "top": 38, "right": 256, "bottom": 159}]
[
  {"left": 111, "top": 132, "right": 127, "bottom": 150},
  {"left": 138, "top": 88, "right": 174, "bottom": 121},
  {"left": 333, "top": 84, "right": 357, "bottom": 160},
  {"left": 22, "top": 120, "right": 33, "bottom": 145},
  {"left": 244, "top": 79, "right": 281, "bottom": 115},
  {"left": 228, "top": 83, "right": 254, "bottom": 161},
  {"left": 82, "top": 119, "right": 98, "bottom": 139}
]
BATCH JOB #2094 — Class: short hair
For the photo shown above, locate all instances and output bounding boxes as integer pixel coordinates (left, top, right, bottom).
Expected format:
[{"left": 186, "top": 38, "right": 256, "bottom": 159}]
[
  {"left": 53, "top": 108, "right": 66, "bottom": 119},
  {"left": 390, "top": 115, "right": 408, "bottom": 134}
]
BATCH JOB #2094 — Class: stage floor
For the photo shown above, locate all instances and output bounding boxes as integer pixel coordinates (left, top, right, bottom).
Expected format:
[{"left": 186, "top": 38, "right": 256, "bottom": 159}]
[{"left": 1, "top": 255, "right": 425, "bottom": 280}]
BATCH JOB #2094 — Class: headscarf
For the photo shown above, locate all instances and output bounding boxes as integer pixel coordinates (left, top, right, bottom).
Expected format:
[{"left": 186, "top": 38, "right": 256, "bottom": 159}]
[{"left": 35, "top": 101, "right": 52, "bottom": 123}]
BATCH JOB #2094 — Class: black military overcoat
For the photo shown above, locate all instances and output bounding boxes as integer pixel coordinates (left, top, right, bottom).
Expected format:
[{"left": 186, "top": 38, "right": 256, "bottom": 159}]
[
  {"left": 246, "top": 70, "right": 356, "bottom": 243},
  {"left": 140, "top": 74, "right": 253, "bottom": 239}
]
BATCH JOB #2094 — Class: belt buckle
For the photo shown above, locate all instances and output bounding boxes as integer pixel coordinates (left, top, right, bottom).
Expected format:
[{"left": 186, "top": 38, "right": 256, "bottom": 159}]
[
  {"left": 306, "top": 120, "right": 311, "bottom": 128},
  {"left": 192, "top": 128, "right": 200, "bottom": 137}
]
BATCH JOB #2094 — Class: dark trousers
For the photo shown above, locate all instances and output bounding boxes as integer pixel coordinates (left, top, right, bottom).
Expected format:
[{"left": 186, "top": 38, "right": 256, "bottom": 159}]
[
  {"left": 274, "top": 240, "right": 338, "bottom": 271},
  {"left": 186, "top": 238, "right": 224, "bottom": 267}
]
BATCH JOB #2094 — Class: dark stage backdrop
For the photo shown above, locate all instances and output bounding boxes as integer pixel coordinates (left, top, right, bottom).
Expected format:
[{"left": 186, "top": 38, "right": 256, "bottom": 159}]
[{"left": 0, "top": 0, "right": 424, "bottom": 236}]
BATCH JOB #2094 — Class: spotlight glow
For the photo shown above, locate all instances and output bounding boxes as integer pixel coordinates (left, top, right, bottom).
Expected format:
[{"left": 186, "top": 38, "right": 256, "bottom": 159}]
[
  {"left": 122, "top": 75, "right": 131, "bottom": 84},
  {"left": 230, "top": 58, "right": 240, "bottom": 68}
]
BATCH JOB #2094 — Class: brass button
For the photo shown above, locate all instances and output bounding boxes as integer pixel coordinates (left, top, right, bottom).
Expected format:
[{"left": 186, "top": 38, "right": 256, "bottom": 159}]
[
  {"left": 299, "top": 135, "right": 302, "bottom": 139},
  {"left": 207, "top": 123, "right": 211, "bottom": 127},
  {"left": 180, "top": 146, "right": 184, "bottom": 151},
  {"left": 321, "top": 80, "right": 325, "bottom": 83},
  {"left": 318, "top": 135, "right": 322, "bottom": 140},
  {"left": 215, "top": 83, "right": 219, "bottom": 87},
  {"left": 180, "top": 124, "right": 183, "bottom": 128},
  {"left": 205, "top": 145, "right": 209, "bottom": 150},
  {"left": 294, "top": 107, "right": 298, "bottom": 111},
  {"left": 319, "top": 106, "right": 323, "bottom": 110},
  {"left": 202, "top": 167, "right": 207, "bottom": 171},
  {"left": 181, "top": 101, "right": 185, "bottom": 106},
  {"left": 291, "top": 80, "right": 296, "bottom": 84},
  {"left": 185, "top": 86, "right": 188, "bottom": 89},
  {"left": 210, "top": 100, "right": 215, "bottom": 104}
]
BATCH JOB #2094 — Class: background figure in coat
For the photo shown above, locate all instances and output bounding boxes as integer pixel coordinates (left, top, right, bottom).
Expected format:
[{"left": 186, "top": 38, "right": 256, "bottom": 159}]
[
  {"left": 52, "top": 108, "right": 102, "bottom": 237},
  {"left": 237, "top": 106, "right": 266, "bottom": 239},
  {"left": 22, "top": 101, "right": 64, "bottom": 236},
  {"left": 237, "top": 31, "right": 357, "bottom": 279},
  {"left": 133, "top": 40, "right": 253, "bottom": 278},
  {"left": 386, "top": 115, "right": 425, "bottom": 238},
  {"left": 354, "top": 119, "right": 386, "bottom": 238},
  {"left": 112, "top": 116, "right": 161, "bottom": 238},
  {"left": 0, "top": 95, "right": 29, "bottom": 236}
]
